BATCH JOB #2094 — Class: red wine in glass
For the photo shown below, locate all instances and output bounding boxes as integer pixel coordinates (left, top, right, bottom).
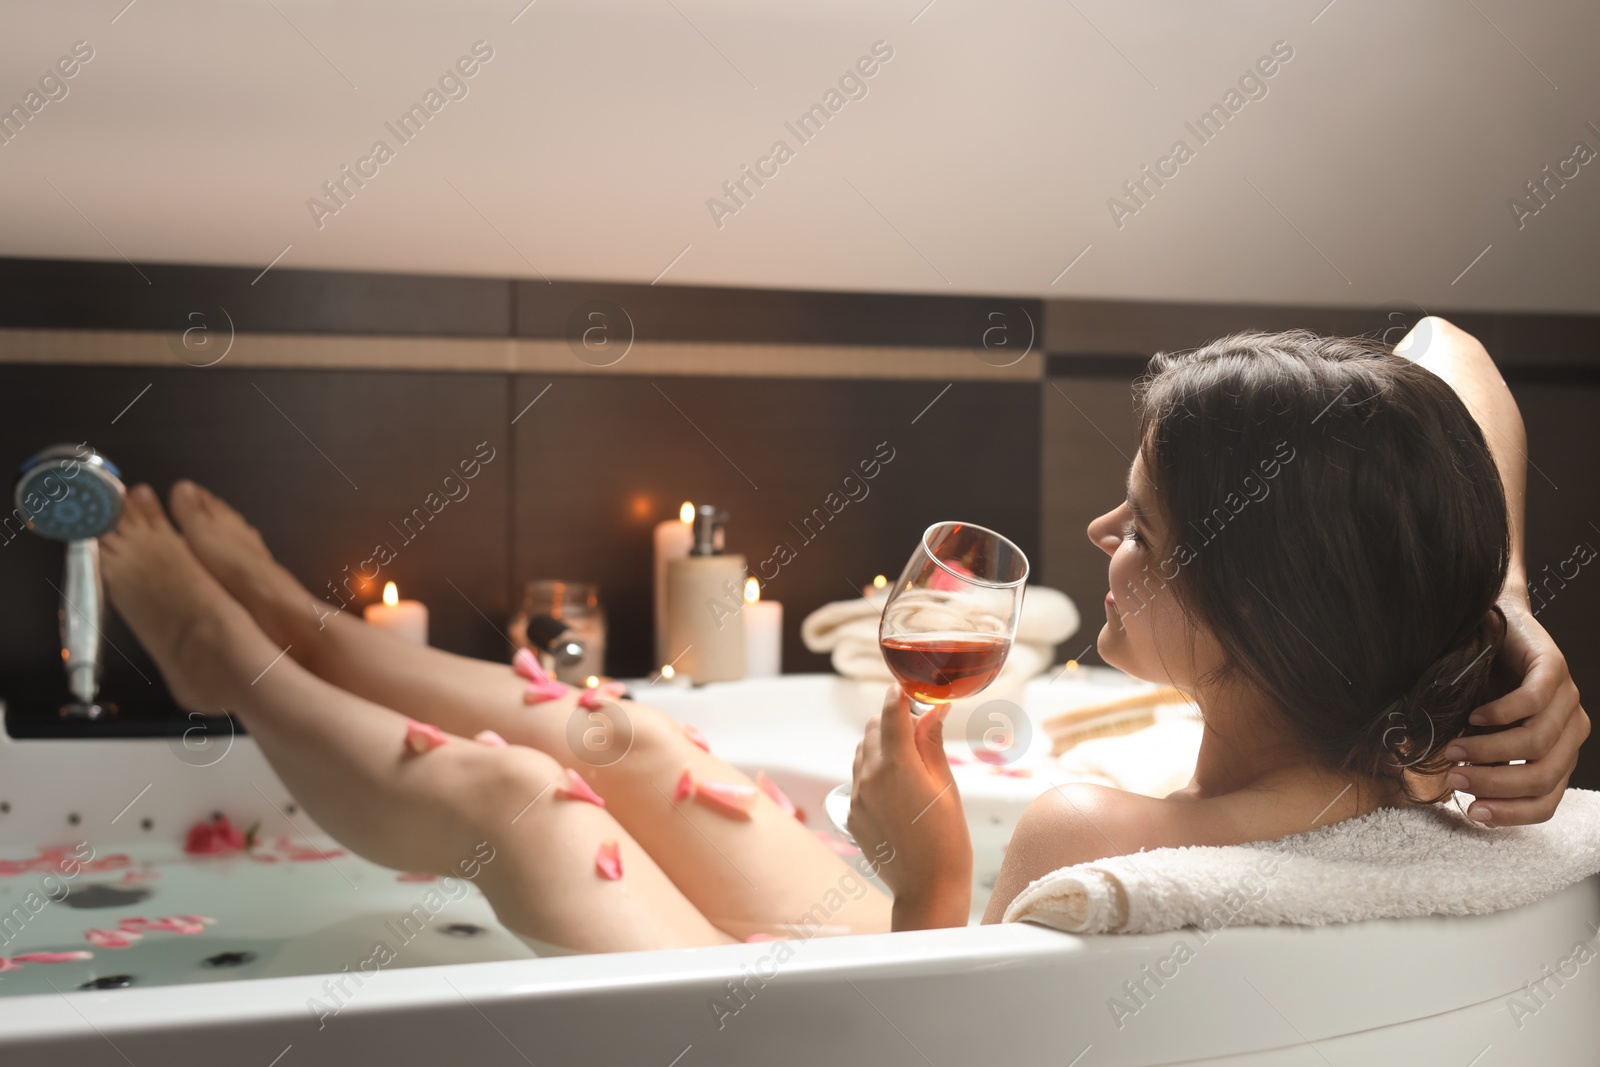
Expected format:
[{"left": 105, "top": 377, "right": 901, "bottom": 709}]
[
  {"left": 880, "top": 633, "right": 1013, "bottom": 705},
  {"left": 826, "top": 521, "right": 1029, "bottom": 843}
]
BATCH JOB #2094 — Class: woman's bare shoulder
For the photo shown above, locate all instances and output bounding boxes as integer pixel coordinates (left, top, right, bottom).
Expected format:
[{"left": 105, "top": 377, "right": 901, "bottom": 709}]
[
  {"left": 979, "top": 776, "right": 1368, "bottom": 922},
  {"left": 980, "top": 783, "right": 1202, "bottom": 923}
]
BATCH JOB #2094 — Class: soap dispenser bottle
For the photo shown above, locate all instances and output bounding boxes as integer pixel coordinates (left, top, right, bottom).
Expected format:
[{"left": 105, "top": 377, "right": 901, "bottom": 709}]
[{"left": 665, "top": 505, "right": 747, "bottom": 683}]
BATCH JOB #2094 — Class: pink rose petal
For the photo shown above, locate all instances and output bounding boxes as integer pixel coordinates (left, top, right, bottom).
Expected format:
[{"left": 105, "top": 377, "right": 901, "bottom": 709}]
[
  {"left": 693, "top": 779, "right": 758, "bottom": 819},
  {"left": 0, "top": 958, "right": 22, "bottom": 971},
  {"left": 86, "top": 928, "right": 140, "bottom": 949},
  {"left": 404, "top": 720, "right": 448, "bottom": 754},
  {"left": 681, "top": 723, "right": 712, "bottom": 753},
  {"left": 595, "top": 839, "right": 623, "bottom": 881},
  {"left": 175, "top": 915, "right": 216, "bottom": 926},
  {"left": 555, "top": 768, "right": 607, "bottom": 808},
  {"left": 523, "top": 679, "right": 570, "bottom": 705},
  {"left": 755, "top": 771, "right": 798, "bottom": 818},
  {"left": 975, "top": 748, "right": 1009, "bottom": 766},
  {"left": 121, "top": 869, "right": 159, "bottom": 884},
  {"left": 474, "top": 730, "right": 509, "bottom": 748},
  {"left": 928, "top": 559, "right": 977, "bottom": 593},
  {"left": 577, "top": 682, "right": 626, "bottom": 711},
  {"left": 814, "top": 829, "right": 860, "bottom": 857},
  {"left": 12, "top": 951, "right": 92, "bottom": 964},
  {"left": 997, "top": 766, "right": 1033, "bottom": 778},
  {"left": 673, "top": 769, "right": 695, "bottom": 802},
  {"left": 512, "top": 647, "right": 551, "bottom": 684}
]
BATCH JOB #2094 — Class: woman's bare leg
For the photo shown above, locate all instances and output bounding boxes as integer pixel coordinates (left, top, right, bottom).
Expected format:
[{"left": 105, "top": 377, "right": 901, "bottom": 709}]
[
  {"left": 101, "top": 485, "right": 734, "bottom": 953},
  {"left": 168, "top": 481, "right": 892, "bottom": 939}
]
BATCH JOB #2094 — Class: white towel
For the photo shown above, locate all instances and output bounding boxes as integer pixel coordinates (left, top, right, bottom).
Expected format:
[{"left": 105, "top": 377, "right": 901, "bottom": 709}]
[
  {"left": 1003, "top": 789, "right": 1600, "bottom": 935},
  {"left": 801, "top": 585, "right": 1079, "bottom": 683}
]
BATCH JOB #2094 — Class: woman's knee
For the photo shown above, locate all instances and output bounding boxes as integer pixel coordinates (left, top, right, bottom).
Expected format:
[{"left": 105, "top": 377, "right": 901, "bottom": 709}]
[{"left": 452, "top": 743, "right": 568, "bottom": 829}]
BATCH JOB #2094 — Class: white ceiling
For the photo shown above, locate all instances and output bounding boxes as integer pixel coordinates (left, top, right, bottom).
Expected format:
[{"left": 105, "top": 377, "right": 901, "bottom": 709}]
[{"left": 2, "top": 0, "right": 1597, "bottom": 313}]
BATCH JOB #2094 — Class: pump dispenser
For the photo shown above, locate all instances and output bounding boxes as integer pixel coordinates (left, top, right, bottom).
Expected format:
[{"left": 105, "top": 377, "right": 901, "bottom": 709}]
[{"left": 664, "top": 504, "right": 747, "bottom": 683}]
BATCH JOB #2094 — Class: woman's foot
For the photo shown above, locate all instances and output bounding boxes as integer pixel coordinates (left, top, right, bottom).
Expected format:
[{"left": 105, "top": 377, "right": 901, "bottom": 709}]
[
  {"left": 100, "top": 486, "right": 282, "bottom": 713},
  {"left": 166, "top": 480, "right": 311, "bottom": 649}
]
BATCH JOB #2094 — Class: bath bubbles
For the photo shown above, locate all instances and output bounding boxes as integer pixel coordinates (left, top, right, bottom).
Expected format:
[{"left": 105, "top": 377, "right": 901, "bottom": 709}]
[
  {"left": 166, "top": 708, "right": 235, "bottom": 768},
  {"left": 565, "top": 300, "right": 634, "bottom": 368},
  {"left": 564, "top": 698, "right": 634, "bottom": 768},
  {"left": 963, "top": 698, "right": 1033, "bottom": 767},
  {"left": 970, "top": 302, "right": 1035, "bottom": 369}
]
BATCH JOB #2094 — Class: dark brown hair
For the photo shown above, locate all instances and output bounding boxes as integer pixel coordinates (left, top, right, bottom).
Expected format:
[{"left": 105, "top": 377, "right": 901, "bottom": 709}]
[{"left": 1135, "top": 330, "right": 1509, "bottom": 798}]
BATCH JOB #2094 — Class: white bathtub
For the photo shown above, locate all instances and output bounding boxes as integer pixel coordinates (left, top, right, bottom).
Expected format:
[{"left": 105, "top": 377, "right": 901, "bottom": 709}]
[{"left": 1, "top": 674, "right": 1595, "bottom": 1065}]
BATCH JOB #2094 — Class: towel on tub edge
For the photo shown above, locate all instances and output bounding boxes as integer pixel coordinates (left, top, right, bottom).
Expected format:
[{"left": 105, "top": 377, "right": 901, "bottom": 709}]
[
  {"left": 800, "top": 585, "right": 1079, "bottom": 683},
  {"left": 1003, "top": 789, "right": 1600, "bottom": 935}
]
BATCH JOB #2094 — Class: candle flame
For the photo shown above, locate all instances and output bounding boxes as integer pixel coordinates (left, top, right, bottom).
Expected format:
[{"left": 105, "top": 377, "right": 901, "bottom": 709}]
[
  {"left": 744, "top": 577, "right": 760, "bottom": 604},
  {"left": 585, "top": 675, "right": 600, "bottom": 688},
  {"left": 872, "top": 574, "right": 887, "bottom": 589},
  {"left": 382, "top": 581, "right": 399, "bottom": 607},
  {"left": 660, "top": 664, "right": 676, "bottom": 680},
  {"left": 679, "top": 501, "right": 695, "bottom": 524}
]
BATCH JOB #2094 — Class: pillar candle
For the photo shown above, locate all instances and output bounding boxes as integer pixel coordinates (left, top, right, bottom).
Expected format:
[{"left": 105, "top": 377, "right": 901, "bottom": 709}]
[
  {"left": 364, "top": 581, "right": 429, "bottom": 645},
  {"left": 742, "top": 578, "right": 782, "bottom": 678},
  {"left": 653, "top": 501, "right": 694, "bottom": 666}
]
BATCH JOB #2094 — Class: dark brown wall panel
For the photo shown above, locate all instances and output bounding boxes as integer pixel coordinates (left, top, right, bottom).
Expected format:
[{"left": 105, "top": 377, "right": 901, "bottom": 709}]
[
  {"left": 0, "top": 365, "right": 512, "bottom": 729},
  {"left": 509, "top": 375, "right": 1042, "bottom": 677}
]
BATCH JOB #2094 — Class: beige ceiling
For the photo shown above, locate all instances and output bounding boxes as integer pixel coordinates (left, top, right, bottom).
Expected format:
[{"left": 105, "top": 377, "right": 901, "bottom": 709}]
[{"left": 1, "top": 0, "right": 1596, "bottom": 312}]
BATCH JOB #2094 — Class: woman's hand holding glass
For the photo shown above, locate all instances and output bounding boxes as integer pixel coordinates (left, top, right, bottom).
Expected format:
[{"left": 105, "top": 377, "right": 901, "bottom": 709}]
[{"left": 847, "top": 686, "right": 973, "bottom": 931}]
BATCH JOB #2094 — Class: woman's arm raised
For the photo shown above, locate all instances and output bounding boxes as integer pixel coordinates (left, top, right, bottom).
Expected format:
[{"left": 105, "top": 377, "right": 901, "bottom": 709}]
[{"left": 1395, "top": 317, "right": 1589, "bottom": 825}]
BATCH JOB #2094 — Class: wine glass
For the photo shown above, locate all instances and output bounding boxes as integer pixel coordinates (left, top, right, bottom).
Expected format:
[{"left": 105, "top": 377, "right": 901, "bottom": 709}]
[{"left": 825, "top": 521, "right": 1029, "bottom": 843}]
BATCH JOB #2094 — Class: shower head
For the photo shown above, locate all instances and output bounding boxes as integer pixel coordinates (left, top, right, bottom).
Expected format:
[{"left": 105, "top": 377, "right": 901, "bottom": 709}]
[
  {"left": 15, "top": 444, "right": 127, "bottom": 716},
  {"left": 15, "top": 444, "right": 125, "bottom": 541}
]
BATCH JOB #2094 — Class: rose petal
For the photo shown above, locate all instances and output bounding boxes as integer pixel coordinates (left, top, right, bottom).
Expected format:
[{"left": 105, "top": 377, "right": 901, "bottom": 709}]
[
  {"left": 673, "top": 769, "right": 695, "bottom": 802},
  {"left": 474, "top": 730, "right": 509, "bottom": 748},
  {"left": 175, "top": 915, "right": 217, "bottom": 926},
  {"left": 11, "top": 951, "right": 92, "bottom": 964},
  {"left": 693, "top": 779, "right": 758, "bottom": 819},
  {"left": 681, "top": 723, "right": 712, "bottom": 753},
  {"left": 754, "top": 771, "right": 797, "bottom": 818},
  {"left": 404, "top": 720, "right": 449, "bottom": 754},
  {"left": 86, "top": 928, "right": 140, "bottom": 949},
  {"left": 117, "top": 917, "right": 152, "bottom": 933},
  {"left": 523, "top": 679, "right": 570, "bottom": 705},
  {"left": 974, "top": 749, "right": 1009, "bottom": 766},
  {"left": 0, "top": 958, "right": 20, "bottom": 971},
  {"left": 595, "top": 839, "right": 623, "bottom": 880},
  {"left": 512, "top": 647, "right": 551, "bottom": 684},
  {"left": 997, "top": 766, "right": 1033, "bottom": 778},
  {"left": 555, "top": 768, "right": 606, "bottom": 808},
  {"left": 577, "top": 682, "right": 626, "bottom": 711}
]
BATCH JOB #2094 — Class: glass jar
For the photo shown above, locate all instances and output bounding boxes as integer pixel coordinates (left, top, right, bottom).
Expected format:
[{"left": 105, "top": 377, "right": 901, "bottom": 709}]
[{"left": 510, "top": 580, "right": 607, "bottom": 685}]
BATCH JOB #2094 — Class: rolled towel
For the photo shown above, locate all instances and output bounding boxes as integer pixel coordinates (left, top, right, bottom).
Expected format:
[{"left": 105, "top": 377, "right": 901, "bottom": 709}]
[
  {"left": 1003, "top": 789, "right": 1600, "bottom": 935},
  {"left": 802, "top": 585, "right": 1079, "bottom": 682}
]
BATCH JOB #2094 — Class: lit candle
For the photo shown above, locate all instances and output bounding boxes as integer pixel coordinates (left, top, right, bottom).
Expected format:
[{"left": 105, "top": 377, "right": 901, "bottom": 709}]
[
  {"left": 364, "top": 581, "right": 429, "bottom": 645},
  {"left": 742, "top": 577, "right": 782, "bottom": 678},
  {"left": 653, "top": 501, "right": 694, "bottom": 665},
  {"left": 861, "top": 573, "right": 888, "bottom": 598}
]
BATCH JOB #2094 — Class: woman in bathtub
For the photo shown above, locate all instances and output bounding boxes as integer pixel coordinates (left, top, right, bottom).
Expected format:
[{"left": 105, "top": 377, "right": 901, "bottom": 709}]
[{"left": 97, "top": 317, "right": 1586, "bottom": 949}]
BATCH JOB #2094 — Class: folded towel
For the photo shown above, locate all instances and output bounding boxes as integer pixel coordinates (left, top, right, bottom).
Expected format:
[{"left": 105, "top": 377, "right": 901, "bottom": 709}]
[
  {"left": 1003, "top": 789, "right": 1600, "bottom": 935},
  {"left": 801, "top": 585, "right": 1079, "bottom": 683}
]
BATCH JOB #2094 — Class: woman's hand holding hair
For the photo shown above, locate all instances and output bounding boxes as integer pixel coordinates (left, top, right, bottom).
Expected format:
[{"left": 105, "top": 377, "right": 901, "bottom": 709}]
[
  {"left": 848, "top": 687, "right": 973, "bottom": 931},
  {"left": 1444, "top": 594, "right": 1589, "bottom": 826}
]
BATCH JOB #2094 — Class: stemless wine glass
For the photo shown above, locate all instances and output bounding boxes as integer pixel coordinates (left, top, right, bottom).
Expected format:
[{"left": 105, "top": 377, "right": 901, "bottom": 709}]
[{"left": 825, "top": 521, "right": 1030, "bottom": 843}]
